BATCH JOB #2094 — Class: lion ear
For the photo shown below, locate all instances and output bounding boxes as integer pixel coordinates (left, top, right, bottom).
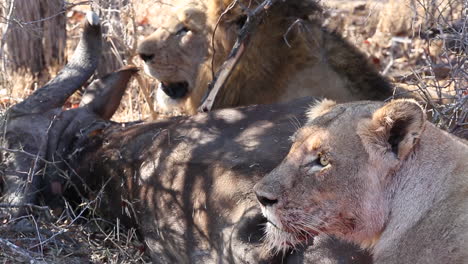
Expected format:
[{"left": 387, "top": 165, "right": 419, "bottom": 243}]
[
  {"left": 358, "top": 99, "right": 426, "bottom": 161},
  {"left": 178, "top": 7, "right": 206, "bottom": 28}
]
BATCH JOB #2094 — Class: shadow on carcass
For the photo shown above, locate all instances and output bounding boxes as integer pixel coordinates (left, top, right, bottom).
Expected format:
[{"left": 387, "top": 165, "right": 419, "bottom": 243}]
[{"left": 0, "top": 12, "right": 372, "bottom": 264}]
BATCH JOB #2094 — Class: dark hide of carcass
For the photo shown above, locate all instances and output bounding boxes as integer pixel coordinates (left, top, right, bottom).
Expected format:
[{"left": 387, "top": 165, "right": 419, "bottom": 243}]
[
  {"left": 74, "top": 97, "right": 373, "bottom": 263},
  {"left": 0, "top": 12, "right": 372, "bottom": 264}
]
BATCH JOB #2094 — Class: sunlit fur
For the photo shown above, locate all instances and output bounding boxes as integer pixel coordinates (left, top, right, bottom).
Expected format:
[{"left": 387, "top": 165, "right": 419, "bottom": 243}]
[
  {"left": 255, "top": 99, "right": 468, "bottom": 263},
  {"left": 306, "top": 99, "right": 337, "bottom": 124}
]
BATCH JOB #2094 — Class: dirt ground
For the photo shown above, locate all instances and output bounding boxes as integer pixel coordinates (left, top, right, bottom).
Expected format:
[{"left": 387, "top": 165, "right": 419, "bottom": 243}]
[{"left": 0, "top": 0, "right": 466, "bottom": 263}]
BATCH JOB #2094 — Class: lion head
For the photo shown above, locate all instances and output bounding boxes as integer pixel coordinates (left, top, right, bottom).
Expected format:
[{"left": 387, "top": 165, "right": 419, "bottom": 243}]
[
  {"left": 253, "top": 99, "right": 427, "bottom": 253},
  {"left": 137, "top": 0, "right": 325, "bottom": 114},
  {"left": 137, "top": 0, "right": 212, "bottom": 113}
]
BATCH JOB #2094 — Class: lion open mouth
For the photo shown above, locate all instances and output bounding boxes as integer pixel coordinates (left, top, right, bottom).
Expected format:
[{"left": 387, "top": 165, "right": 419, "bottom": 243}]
[{"left": 159, "top": 81, "right": 189, "bottom": 99}]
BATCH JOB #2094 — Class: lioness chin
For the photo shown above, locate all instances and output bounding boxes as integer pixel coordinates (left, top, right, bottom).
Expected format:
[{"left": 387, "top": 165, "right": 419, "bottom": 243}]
[{"left": 254, "top": 99, "right": 468, "bottom": 263}]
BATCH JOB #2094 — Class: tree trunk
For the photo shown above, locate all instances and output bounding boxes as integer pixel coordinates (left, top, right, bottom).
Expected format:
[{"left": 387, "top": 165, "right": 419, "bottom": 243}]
[
  {"left": 92, "top": 0, "right": 130, "bottom": 77},
  {"left": 2, "top": 0, "right": 66, "bottom": 78}
]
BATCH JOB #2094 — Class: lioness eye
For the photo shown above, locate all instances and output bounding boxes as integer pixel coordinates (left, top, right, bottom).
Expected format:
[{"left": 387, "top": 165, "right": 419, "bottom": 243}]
[
  {"left": 176, "top": 26, "right": 190, "bottom": 36},
  {"left": 302, "top": 153, "right": 329, "bottom": 174},
  {"left": 318, "top": 153, "right": 330, "bottom": 167},
  {"left": 303, "top": 153, "right": 329, "bottom": 170}
]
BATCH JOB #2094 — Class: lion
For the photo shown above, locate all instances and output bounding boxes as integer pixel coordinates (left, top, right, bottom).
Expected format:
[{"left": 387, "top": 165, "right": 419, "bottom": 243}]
[
  {"left": 254, "top": 98, "right": 468, "bottom": 263},
  {"left": 137, "top": 0, "right": 394, "bottom": 114}
]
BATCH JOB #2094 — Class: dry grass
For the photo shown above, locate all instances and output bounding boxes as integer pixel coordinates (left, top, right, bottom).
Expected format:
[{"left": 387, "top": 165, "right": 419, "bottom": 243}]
[
  {"left": 0, "top": 0, "right": 466, "bottom": 263},
  {"left": 325, "top": 0, "right": 467, "bottom": 135},
  {"left": 0, "top": 196, "right": 149, "bottom": 263}
]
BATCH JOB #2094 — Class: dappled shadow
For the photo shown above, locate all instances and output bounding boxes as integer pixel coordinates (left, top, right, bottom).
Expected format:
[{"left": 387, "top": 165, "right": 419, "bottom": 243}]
[{"left": 76, "top": 97, "right": 372, "bottom": 263}]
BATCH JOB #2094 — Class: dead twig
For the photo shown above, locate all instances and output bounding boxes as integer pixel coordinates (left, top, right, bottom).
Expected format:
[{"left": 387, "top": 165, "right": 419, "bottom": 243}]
[
  {"left": 210, "top": 0, "right": 239, "bottom": 80},
  {"left": 134, "top": 72, "right": 158, "bottom": 120},
  {"left": 0, "top": 203, "right": 50, "bottom": 211}
]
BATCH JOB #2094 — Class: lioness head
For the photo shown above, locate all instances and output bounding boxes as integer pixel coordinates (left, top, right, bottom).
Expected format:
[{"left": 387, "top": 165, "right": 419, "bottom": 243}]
[{"left": 254, "top": 99, "right": 426, "bottom": 253}]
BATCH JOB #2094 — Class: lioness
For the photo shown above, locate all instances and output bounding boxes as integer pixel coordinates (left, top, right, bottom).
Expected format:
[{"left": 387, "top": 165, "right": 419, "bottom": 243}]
[
  {"left": 137, "top": 0, "right": 393, "bottom": 114},
  {"left": 254, "top": 99, "right": 468, "bottom": 263}
]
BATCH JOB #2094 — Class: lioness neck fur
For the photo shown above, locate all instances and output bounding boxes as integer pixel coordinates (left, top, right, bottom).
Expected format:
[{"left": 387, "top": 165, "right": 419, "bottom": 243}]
[
  {"left": 137, "top": 0, "right": 393, "bottom": 114},
  {"left": 254, "top": 99, "right": 468, "bottom": 263}
]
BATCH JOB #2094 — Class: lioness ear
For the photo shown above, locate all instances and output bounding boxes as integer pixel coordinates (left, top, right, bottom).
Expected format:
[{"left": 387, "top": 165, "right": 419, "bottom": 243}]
[
  {"left": 358, "top": 99, "right": 426, "bottom": 161},
  {"left": 306, "top": 99, "right": 336, "bottom": 123}
]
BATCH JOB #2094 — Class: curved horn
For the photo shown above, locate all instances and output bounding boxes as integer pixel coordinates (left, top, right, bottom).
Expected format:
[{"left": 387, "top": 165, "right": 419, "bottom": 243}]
[
  {"left": 11, "top": 12, "right": 102, "bottom": 115},
  {"left": 80, "top": 66, "right": 139, "bottom": 119}
]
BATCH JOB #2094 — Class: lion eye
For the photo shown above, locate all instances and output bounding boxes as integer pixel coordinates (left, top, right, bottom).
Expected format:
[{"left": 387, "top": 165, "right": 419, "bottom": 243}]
[
  {"left": 235, "top": 15, "right": 247, "bottom": 28},
  {"left": 176, "top": 26, "right": 190, "bottom": 36}
]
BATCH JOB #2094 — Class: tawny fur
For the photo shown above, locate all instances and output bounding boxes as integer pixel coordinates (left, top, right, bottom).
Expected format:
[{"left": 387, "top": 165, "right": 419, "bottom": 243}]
[
  {"left": 138, "top": 0, "right": 393, "bottom": 114},
  {"left": 254, "top": 99, "right": 468, "bottom": 263},
  {"left": 306, "top": 99, "right": 337, "bottom": 123}
]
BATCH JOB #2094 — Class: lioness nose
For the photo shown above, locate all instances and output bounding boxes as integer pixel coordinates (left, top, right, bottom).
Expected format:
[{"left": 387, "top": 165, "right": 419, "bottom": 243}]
[
  {"left": 255, "top": 191, "right": 278, "bottom": 207},
  {"left": 139, "top": 53, "right": 155, "bottom": 62}
]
